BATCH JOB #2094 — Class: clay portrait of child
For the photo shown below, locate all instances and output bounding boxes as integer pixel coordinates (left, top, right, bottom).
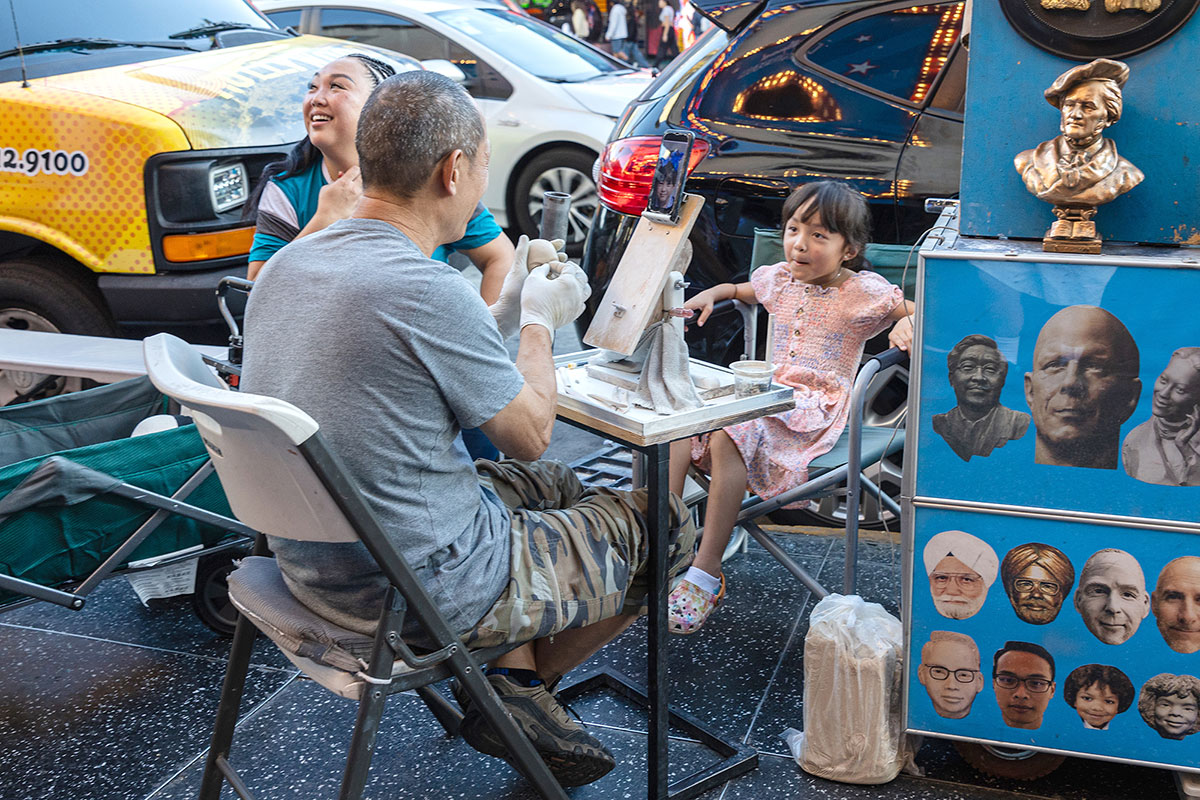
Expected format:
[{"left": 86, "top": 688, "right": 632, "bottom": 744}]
[
  {"left": 1138, "top": 674, "right": 1200, "bottom": 740},
  {"left": 1063, "top": 664, "right": 1134, "bottom": 730},
  {"left": 923, "top": 530, "right": 999, "bottom": 620},
  {"left": 1001, "top": 542, "right": 1075, "bottom": 625}
]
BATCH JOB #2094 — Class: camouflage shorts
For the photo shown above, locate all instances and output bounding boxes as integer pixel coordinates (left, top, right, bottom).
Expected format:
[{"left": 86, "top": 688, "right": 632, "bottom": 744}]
[{"left": 464, "top": 459, "right": 696, "bottom": 649}]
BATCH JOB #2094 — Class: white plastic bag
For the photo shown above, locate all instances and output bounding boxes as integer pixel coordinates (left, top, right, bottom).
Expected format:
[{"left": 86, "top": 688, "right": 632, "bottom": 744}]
[{"left": 785, "top": 593, "right": 918, "bottom": 784}]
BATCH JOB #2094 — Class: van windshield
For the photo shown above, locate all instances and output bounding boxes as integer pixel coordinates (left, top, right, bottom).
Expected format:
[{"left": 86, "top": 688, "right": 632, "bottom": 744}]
[
  {"left": 430, "top": 8, "right": 627, "bottom": 83},
  {"left": 1, "top": 0, "right": 272, "bottom": 78}
]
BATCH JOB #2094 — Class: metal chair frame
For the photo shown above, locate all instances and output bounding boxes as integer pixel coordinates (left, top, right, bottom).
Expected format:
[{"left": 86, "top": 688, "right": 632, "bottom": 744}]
[{"left": 141, "top": 333, "right": 569, "bottom": 800}]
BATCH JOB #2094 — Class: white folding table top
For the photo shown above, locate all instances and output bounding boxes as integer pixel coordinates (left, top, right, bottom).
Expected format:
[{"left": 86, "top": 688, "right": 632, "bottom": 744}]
[{"left": 0, "top": 329, "right": 227, "bottom": 384}]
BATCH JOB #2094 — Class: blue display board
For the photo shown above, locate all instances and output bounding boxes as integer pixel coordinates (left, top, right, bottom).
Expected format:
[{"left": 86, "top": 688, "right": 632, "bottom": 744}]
[
  {"left": 908, "top": 245, "right": 1200, "bottom": 770},
  {"left": 908, "top": 507, "right": 1200, "bottom": 768},
  {"left": 914, "top": 255, "right": 1200, "bottom": 522},
  {"left": 959, "top": 0, "right": 1200, "bottom": 245}
]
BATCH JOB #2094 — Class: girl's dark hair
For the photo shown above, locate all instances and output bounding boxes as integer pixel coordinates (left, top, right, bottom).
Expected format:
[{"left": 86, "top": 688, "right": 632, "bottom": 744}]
[
  {"left": 243, "top": 53, "right": 398, "bottom": 220},
  {"left": 780, "top": 181, "right": 870, "bottom": 269},
  {"left": 1064, "top": 664, "right": 1135, "bottom": 712}
]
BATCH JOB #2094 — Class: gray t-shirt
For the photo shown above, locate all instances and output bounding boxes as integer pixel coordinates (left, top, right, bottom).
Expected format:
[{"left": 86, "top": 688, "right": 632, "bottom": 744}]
[{"left": 240, "top": 218, "right": 524, "bottom": 638}]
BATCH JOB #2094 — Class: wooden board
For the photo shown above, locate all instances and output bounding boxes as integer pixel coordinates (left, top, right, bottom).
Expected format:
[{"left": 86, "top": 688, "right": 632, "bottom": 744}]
[{"left": 583, "top": 193, "right": 704, "bottom": 356}]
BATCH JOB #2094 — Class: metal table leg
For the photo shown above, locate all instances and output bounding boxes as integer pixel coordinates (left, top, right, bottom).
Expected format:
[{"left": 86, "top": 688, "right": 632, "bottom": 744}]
[
  {"left": 556, "top": 423, "right": 759, "bottom": 798},
  {"left": 647, "top": 442, "right": 670, "bottom": 799}
]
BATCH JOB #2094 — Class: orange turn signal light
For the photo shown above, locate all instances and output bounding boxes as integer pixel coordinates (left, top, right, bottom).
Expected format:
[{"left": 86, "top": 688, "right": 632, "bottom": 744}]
[{"left": 162, "top": 227, "right": 256, "bottom": 262}]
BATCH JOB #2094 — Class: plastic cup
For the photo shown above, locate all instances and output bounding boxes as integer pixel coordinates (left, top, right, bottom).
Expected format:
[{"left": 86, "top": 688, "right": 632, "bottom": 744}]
[{"left": 730, "top": 360, "right": 776, "bottom": 398}]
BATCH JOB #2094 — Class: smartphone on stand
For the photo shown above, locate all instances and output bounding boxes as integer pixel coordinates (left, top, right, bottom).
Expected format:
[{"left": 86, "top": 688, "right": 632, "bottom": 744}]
[{"left": 643, "top": 130, "right": 694, "bottom": 225}]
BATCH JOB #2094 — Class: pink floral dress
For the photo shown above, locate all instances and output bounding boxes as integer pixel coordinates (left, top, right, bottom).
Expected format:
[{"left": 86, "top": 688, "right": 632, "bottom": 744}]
[{"left": 692, "top": 263, "right": 903, "bottom": 504}]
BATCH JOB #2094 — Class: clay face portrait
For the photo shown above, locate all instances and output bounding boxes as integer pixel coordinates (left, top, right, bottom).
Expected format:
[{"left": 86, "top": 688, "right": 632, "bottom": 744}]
[
  {"left": 933, "top": 335, "right": 1030, "bottom": 461},
  {"left": 923, "top": 530, "right": 999, "bottom": 620},
  {"left": 1001, "top": 543, "right": 1075, "bottom": 625},
  {"left": 1122, "top": 348, "right": 1200, "bottom": 486},
  {"left": 1074, "top": 548, "right": 1149, "bottom": 645},
  {"left": 918, "top": 632, "right": 985, "bottom": 719},
  {"left": 1152, "top": 557, "right": 1200, "bottom": 653},
  {"left": 1012, "top": 58, "right": 1143, "bottom": 250},
  {"left": 1138, "top": 674, "right": 1200, "bottom": 740},
  {"left": 993, "top": 642, "right": 1056, "bottom": 730},
  {"left": 1024, "top": 306, "right": 1141, "bottom": 469},
  {"left": 1064, "top": 664, "right": 1134, "bottom": 731}
]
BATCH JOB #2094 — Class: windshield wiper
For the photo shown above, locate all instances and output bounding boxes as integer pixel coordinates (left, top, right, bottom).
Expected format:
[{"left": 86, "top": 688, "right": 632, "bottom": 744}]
[
  {"left": 0, "top": 37, "right": 200, "bottom": 61},
  {"left": 169, "top": 21, "right": 290, "bottom": 40}
]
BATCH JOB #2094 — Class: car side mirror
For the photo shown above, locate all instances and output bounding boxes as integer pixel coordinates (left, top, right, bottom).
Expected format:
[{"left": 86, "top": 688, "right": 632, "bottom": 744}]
[{"left": 420, "top": 59, "right": 468, "bottom": 84}]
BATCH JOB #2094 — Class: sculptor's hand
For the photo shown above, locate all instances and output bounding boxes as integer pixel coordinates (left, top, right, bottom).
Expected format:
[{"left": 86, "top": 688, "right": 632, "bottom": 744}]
[
  {"left": 315, "top": 166, "right": 362, "bottom": 222},
  {"left": 519, "top": 262, "right": 591, "bottom": 340},
  {"left": 488, "top": 234, "right": 531, "bottom": 339}
]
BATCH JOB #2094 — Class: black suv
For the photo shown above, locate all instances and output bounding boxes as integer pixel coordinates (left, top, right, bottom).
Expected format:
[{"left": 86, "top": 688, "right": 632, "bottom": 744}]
[
  {"left": 579, "top": 0, "right": 966, "bottom": 365},
  {"left": 578, "top": 0, "right": 966, "bottom": 527}
]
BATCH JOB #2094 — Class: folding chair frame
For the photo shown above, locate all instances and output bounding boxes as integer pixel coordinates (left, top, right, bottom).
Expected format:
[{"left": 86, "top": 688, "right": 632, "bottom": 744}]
[
  {"left": 173, "top": 397, "right": 571, "bottom": 800},
  {"left": 0, "top": 459, "right": 255, "bottom": 611}
]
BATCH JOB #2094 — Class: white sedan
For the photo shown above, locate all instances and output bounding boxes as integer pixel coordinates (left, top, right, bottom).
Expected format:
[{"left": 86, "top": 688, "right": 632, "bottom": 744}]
[{"left": 259, "top": 0, "right": 652, "bottom": 252}]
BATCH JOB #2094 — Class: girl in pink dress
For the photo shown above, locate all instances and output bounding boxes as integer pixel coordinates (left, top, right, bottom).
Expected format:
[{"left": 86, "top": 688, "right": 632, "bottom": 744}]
[{"left": 667, "top": 181, "right": 915, "bottom": 633}]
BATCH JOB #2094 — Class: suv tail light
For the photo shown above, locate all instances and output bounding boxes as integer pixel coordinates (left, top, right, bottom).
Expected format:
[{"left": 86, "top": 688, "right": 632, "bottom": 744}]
[{"left": 597, "top": 134, "right": 710, "bottom": 217}]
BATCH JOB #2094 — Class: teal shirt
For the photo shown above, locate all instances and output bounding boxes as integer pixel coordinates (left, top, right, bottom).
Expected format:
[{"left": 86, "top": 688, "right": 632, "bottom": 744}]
[{"left": 250, "top": 156, "right": 503, "bottom": 264}]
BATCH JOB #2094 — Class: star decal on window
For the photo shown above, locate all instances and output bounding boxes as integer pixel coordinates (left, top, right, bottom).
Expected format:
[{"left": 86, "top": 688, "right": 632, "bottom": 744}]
[
  {"left": 846, "top": 60, "right": 877, "bottom": 76},
  {"left": 854, "top": 34, "right": 872, "bottom": 43}
]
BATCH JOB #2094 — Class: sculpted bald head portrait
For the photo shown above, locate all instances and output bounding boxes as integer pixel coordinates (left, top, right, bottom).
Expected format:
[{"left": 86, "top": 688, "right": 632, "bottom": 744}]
[
  {"left": 1024, "top": 306, "right": 1141, "bottom": 469},
  {"left": 1074, "top": 548, "right": 1149, "bottom": 645},
  {"left": 1001, "top": 542, "right": 1075, "bottom": 625},
  {"left": 923, "top": 530, "right": 999, "bottom": 620},
  {"left": 1152, "top": 557, "right": 1200, "bottom": 654}
]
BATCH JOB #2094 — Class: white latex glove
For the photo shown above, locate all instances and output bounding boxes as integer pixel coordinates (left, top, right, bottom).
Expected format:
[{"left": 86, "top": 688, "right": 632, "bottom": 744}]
[
  {"left": 488, "top": 235, "right": 531, "bottom": 339},
  {"left": 519, "top": 261, "right": 591, "bottom": 341}
]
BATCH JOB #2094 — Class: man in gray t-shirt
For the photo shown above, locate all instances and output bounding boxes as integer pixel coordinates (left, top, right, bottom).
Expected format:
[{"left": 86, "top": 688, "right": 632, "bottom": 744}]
[{"left": 240, "top": 71, "right": 695, "bottom": 787}]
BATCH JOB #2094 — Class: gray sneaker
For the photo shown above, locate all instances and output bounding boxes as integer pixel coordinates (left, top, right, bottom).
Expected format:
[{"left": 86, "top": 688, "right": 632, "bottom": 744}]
[{"left": 453, "top": 673, "right": 616, "bottom": 786}]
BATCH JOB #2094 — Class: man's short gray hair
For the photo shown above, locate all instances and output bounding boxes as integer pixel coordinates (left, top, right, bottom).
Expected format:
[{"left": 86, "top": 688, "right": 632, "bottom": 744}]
[{"left": 356, "top": 71, "right": 486, "bottom": 198}]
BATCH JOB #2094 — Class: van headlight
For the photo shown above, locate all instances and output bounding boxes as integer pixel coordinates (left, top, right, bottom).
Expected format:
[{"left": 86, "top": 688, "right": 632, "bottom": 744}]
[{"left": 209, "top": 163, "right": 248, "bottom": 213}]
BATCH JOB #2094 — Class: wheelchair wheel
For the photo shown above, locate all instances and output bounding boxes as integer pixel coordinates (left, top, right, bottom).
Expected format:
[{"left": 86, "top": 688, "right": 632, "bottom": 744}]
[
  {"left": 192, "top": 547, "right": 247, "bottom": 636},
  {"left": 952, "top": 741, "right": 1065, "bottom": 781}
]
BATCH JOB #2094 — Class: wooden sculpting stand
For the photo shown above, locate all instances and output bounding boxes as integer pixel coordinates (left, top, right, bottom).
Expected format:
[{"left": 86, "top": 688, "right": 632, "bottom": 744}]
[{"left": 584, "top": 193, "right": 705, "bottom": 356}]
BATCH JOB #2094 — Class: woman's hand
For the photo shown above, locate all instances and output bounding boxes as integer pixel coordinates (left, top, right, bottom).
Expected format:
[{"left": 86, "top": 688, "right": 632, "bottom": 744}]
[
  {"left": 315, "top": 165, "right": 362, "bottom": 223},
  {"left": 888, "top": 314, "right": 914, "bottom": 352}
]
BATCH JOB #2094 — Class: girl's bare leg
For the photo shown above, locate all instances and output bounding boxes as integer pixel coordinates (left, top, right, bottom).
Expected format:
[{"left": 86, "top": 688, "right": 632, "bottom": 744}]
[
  {"left": 669, "top": 438, "right": 692, "bottom": 498},
  {"left": 692, "top": 430, "right": 747, "bottom": 577}
]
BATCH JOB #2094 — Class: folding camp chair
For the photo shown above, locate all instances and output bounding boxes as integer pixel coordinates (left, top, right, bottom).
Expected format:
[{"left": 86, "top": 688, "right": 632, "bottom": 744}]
[
  {"left": 141, "top": 333, "right": 570, "bottom": 800},
  {"left": 0, "top": 375, "right": 254, "bottom": 629}
]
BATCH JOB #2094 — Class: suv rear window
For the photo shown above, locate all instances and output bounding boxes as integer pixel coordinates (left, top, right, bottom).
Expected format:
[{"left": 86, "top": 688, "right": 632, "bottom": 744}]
[{"left": 803, "top": 3, "right": 963, "bottom": 106}]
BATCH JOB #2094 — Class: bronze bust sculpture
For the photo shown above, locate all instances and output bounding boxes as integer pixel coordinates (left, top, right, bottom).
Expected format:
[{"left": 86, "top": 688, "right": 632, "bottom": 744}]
[{"left": 1014, "top": 59, "right": 1143, "bottom": 253}]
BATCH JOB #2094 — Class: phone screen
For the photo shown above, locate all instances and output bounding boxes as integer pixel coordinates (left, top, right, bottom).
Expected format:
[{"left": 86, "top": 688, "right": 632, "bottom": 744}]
[{"left": 645, "top": 132, "right": 693, "bottom": 223}]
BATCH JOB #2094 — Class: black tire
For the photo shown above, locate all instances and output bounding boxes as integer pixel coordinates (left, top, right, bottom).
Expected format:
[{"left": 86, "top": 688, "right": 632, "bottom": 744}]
[
  {"left": 768, "top": 363, "right": 908, "bottom": 530},
  {"left": 0, "top": 254, "right": 117, "bottom": 404},
  {"left": 952, "top": 741, "right": 1066, "bottom": 781},
  {"left": 509, "top": 147, "right": 599, "bottom": 257},
  {"left": 192, "top": 548, "right": 247, "bottom": 637}
]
